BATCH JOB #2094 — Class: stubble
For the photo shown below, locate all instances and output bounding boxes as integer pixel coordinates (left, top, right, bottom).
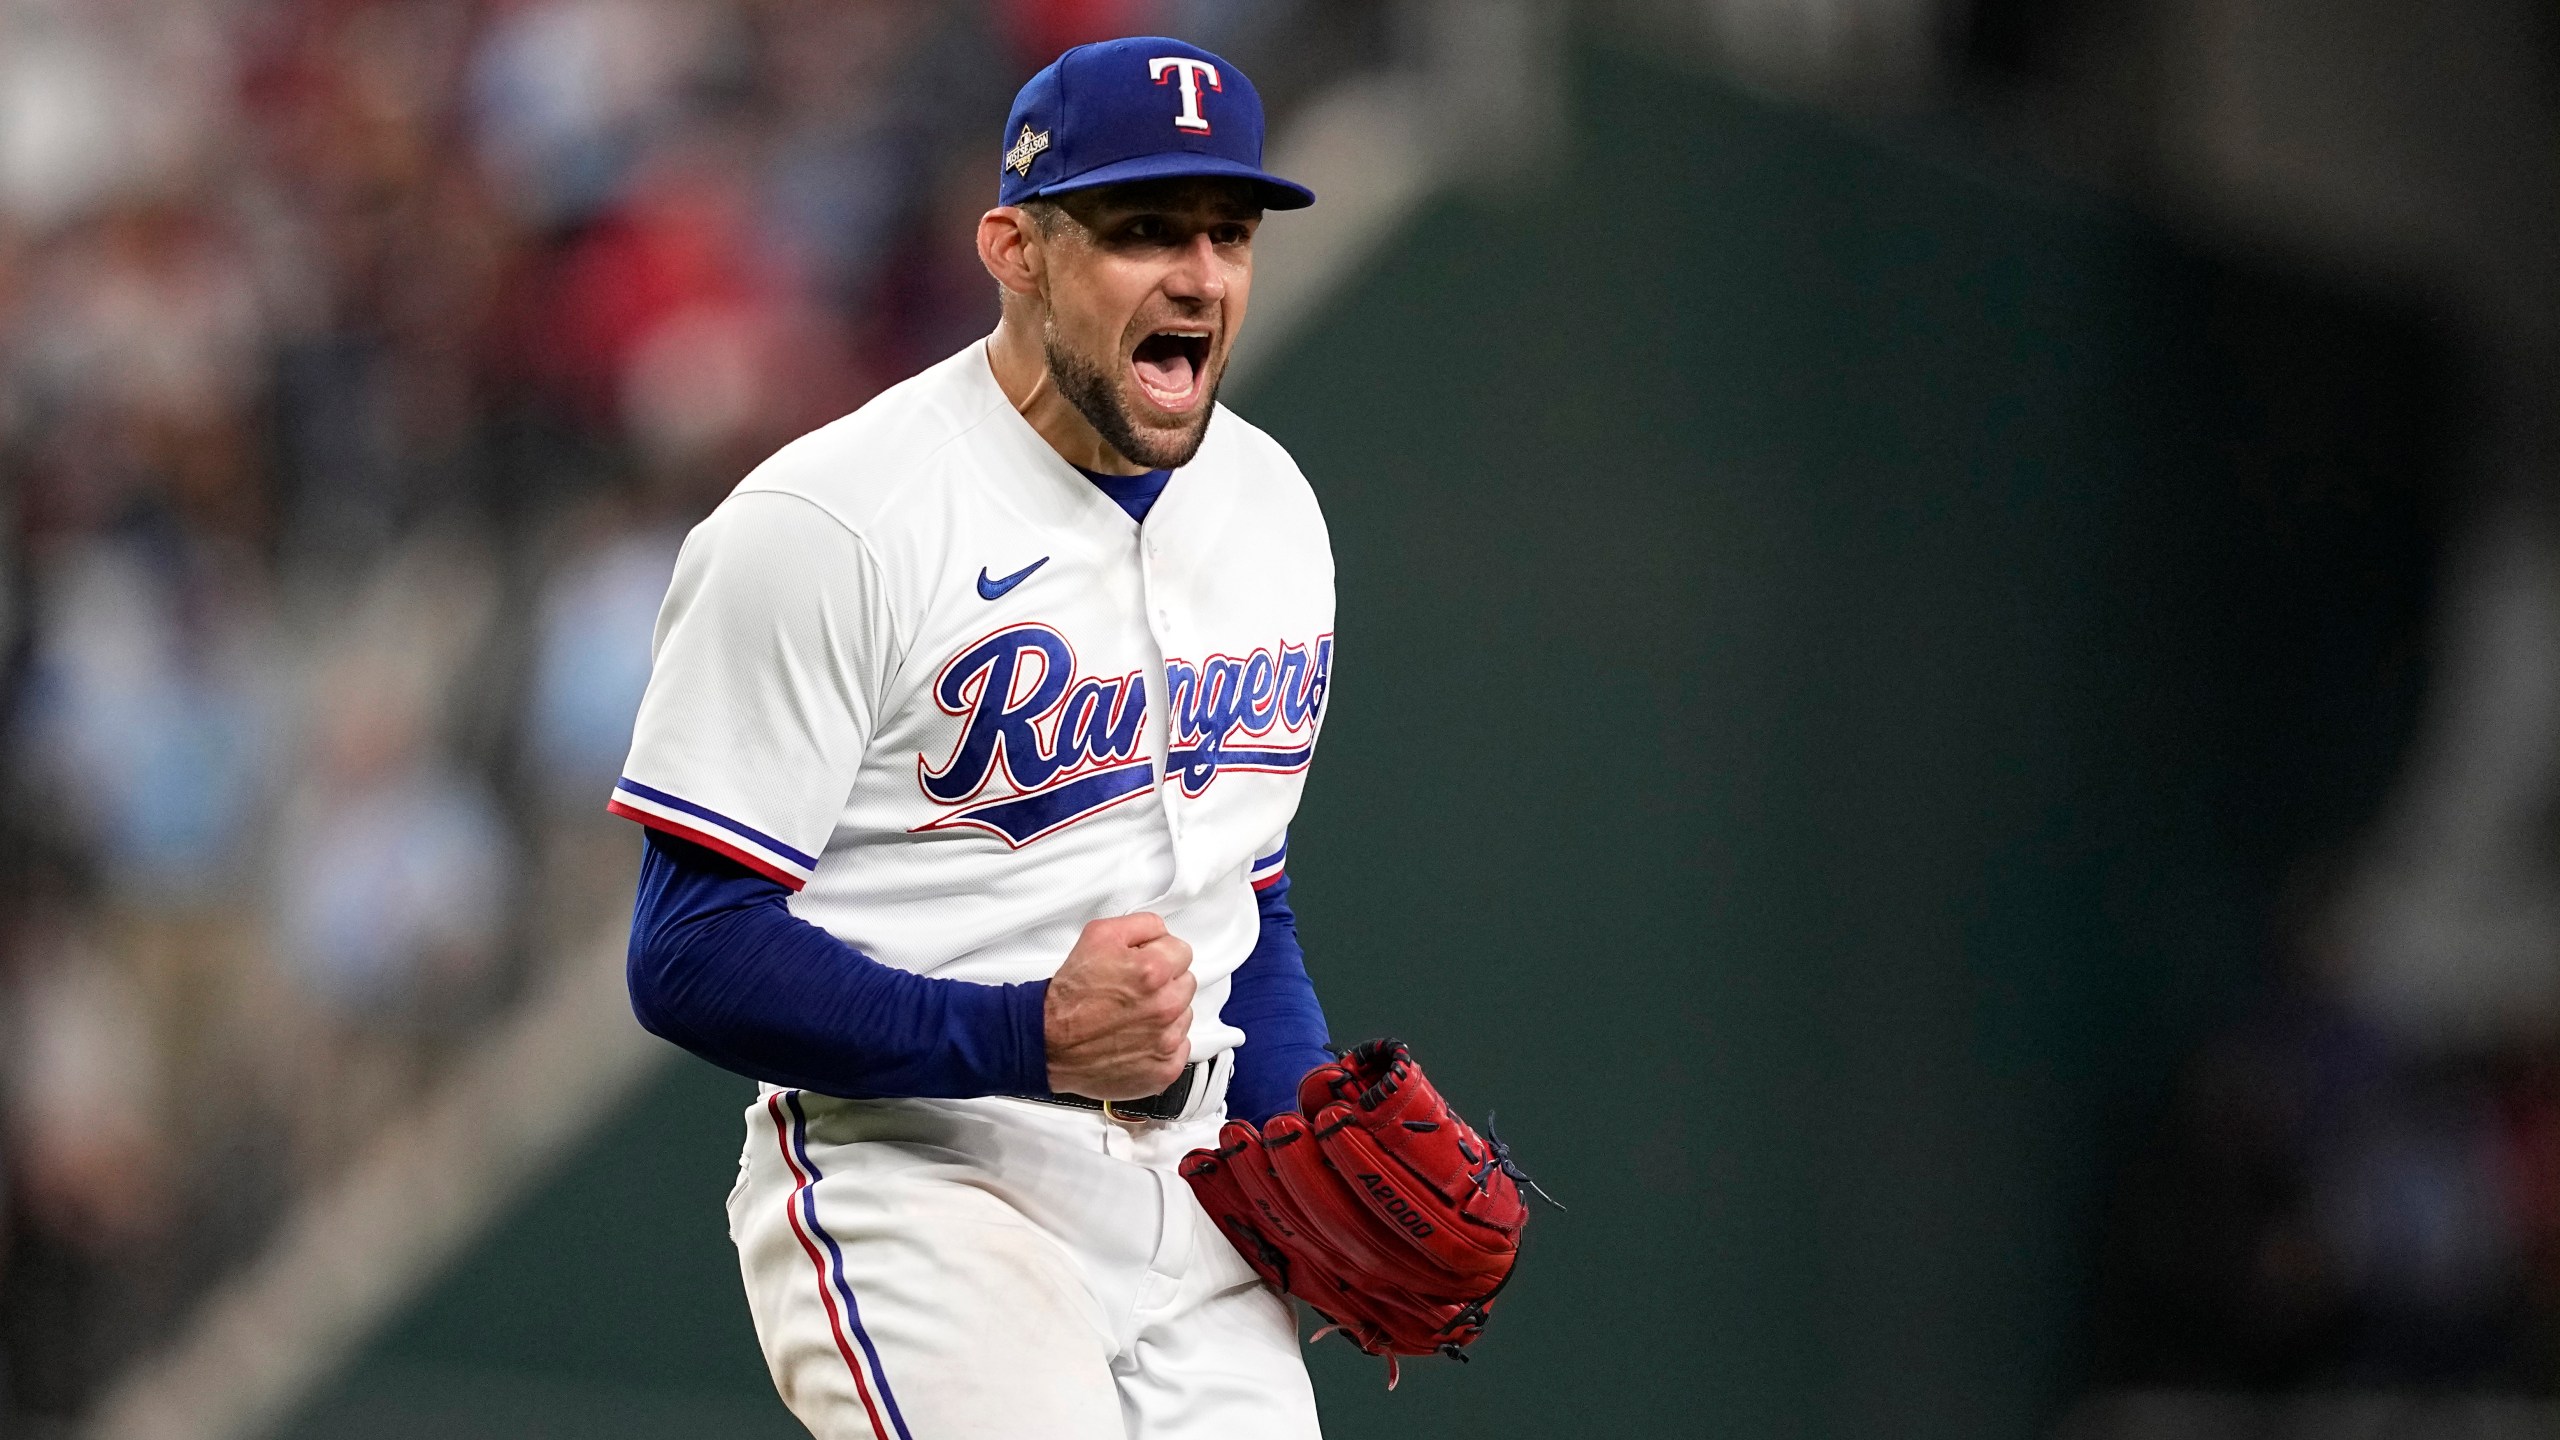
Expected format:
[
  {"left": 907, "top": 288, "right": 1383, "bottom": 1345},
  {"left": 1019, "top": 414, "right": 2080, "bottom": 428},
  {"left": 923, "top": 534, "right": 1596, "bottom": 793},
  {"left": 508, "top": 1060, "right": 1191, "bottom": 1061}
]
[{"left": 1043, "top": 322, "right": 1219, "bottom": 471}]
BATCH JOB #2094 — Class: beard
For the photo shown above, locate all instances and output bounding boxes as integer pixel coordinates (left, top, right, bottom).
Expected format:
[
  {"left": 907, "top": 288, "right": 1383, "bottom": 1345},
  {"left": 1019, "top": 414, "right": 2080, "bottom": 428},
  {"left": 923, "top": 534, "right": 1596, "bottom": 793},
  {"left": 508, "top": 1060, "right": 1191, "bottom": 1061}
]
[{"left": 1044, "top": 322, "right": 1220, "bottom": 470}]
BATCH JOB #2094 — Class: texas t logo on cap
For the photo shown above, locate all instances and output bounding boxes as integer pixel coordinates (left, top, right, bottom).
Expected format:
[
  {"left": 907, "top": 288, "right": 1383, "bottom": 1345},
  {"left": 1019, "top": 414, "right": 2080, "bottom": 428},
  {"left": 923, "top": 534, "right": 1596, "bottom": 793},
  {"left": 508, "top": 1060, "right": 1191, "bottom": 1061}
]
[
  {"left": 1148, "top": 56, "right": 1221, "bottom": 133},
  {"left": 996, "top": 37, "right": 1314, "bottom": 211}
]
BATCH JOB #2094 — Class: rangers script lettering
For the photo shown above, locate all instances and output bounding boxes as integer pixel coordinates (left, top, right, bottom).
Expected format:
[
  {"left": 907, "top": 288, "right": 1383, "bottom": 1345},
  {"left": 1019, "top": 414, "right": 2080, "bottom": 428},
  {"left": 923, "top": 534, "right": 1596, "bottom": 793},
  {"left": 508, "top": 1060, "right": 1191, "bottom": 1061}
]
[
  {"left": 1164, "top": 636, "right": 1332, "bottom": 794},
  {"left": 917, "top": 625, "right": 1334, "bottom": 844}
]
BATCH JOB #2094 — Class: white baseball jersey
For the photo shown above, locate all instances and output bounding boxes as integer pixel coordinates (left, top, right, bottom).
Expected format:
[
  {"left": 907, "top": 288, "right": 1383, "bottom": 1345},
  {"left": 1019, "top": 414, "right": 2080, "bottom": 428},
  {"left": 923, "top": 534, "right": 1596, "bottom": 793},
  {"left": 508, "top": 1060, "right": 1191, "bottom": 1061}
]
[{"left": 609, "top": 340, "right": 1333, "bottom": 1064}]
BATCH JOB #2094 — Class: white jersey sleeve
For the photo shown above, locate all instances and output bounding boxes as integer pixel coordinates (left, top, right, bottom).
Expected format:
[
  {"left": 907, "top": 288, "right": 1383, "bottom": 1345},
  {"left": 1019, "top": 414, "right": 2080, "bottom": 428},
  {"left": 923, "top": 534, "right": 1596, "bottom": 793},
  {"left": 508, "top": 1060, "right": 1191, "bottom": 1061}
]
[{"left": 609, "top": 490, "right": 899, "bottom": 890}]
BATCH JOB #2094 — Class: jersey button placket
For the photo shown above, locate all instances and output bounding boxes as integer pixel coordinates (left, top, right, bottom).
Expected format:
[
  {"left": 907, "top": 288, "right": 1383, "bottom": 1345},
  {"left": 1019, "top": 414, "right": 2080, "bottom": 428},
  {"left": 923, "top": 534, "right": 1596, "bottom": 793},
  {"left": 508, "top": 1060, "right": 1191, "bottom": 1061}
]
[
  {"left": 1136, "top": 530, "right": 1187, "bottom": 847},
  {"left": 1145, "top": 539, "right": 1174, "bottom": 630}
]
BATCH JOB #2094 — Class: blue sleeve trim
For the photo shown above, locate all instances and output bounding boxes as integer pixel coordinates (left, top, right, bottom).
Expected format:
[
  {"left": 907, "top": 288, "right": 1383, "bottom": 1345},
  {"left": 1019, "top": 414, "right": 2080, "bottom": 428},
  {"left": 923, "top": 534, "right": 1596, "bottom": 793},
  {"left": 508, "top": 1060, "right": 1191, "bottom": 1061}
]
[
  {"left": 626, "top": 829, "right": 1047, "bottom": 1098},
  {"left": 1221, "top": 874, "right": 1334, "bottom": 1124}
]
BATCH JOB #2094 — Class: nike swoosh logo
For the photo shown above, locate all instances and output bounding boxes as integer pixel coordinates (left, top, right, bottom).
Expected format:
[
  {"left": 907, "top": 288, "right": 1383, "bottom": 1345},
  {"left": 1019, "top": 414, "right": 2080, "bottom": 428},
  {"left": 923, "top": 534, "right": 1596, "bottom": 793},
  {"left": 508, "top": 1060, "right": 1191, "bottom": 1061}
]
[{"left": 977, "top": 556, "right": 1049, "bottom": 601}]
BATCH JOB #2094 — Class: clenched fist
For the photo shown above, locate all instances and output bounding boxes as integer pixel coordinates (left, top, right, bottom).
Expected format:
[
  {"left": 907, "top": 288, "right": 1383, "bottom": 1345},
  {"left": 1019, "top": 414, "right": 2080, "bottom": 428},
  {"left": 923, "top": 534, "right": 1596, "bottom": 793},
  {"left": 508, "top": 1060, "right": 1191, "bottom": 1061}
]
[{"left": 1044, "top": 913, "right": 1195, "bottom": 1100}]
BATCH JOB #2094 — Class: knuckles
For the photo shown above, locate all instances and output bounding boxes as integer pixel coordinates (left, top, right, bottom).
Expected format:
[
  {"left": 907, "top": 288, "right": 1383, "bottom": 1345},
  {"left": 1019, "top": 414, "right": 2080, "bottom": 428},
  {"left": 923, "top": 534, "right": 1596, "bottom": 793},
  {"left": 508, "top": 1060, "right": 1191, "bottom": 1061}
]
[
  {"left": 1078, "top": 912, "right": 1164, "bottom": 950},
  {"left": 1128, "top": 942, "right": 1192, "bottom": 992}
]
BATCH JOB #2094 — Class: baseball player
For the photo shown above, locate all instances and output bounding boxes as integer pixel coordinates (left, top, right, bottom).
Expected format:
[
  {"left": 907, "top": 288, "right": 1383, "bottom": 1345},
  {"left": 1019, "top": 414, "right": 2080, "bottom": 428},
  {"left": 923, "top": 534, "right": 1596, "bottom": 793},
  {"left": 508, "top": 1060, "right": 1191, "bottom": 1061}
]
[
  {"left": 612, "top": 37, "right": 1532, "bottom": 1440},
  {"left": 613, "top": 37, "right": 1336, "bottom": 1439}
]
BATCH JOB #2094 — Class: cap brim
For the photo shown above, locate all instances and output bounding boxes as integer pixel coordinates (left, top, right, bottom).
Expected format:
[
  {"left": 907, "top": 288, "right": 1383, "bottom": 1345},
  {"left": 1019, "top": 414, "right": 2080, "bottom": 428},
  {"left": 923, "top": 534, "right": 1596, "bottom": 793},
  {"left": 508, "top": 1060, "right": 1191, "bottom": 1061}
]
[{"left": 1028, "top": 152, "right": 1314, "bottom": 210}]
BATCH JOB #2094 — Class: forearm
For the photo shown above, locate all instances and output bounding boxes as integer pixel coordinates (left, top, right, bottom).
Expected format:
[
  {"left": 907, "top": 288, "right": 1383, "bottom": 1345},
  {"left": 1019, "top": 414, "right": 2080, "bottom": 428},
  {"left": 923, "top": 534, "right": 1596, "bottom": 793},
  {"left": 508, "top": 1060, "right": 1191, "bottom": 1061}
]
[
  {"left": 627, "top": 829, "right": 1049, "bottom": 1098},
  {"left": 1222, "top": 875, "right": 1334, "bottom": 1123}
]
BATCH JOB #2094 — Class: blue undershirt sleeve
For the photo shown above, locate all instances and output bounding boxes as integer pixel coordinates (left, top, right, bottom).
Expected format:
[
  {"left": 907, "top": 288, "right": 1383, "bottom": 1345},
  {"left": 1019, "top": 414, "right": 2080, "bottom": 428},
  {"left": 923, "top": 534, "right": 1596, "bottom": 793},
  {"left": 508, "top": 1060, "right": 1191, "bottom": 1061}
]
[
  {"left": 626, "top": 828, "right": 1051, "bottom": 1098},
  {"left": 1221, "top": 875, "right": 1335, "bottom": 1124}
]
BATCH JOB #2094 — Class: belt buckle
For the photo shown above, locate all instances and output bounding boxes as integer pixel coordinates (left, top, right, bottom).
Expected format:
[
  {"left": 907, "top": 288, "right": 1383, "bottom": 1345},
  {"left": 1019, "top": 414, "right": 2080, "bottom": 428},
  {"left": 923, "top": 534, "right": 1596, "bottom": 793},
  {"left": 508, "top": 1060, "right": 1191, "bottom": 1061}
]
[{"left": 1102, "top": 1059, "right": 1201, "bottom": 1127}]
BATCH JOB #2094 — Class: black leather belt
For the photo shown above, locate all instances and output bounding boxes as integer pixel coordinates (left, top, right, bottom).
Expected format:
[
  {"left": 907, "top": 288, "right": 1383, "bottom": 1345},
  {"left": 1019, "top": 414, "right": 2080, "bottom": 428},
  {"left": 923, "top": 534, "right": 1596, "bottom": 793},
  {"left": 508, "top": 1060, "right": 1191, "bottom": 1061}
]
[{"left": 1026, "top": 1058, "right": 1208, "bottom": 1122}]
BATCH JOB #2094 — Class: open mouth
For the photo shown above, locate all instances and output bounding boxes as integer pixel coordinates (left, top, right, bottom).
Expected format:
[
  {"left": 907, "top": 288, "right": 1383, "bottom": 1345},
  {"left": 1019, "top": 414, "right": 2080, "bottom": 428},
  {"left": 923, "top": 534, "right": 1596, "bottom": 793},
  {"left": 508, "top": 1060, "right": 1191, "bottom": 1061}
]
[{"left": 1130, "top": 328, "right": 1213, "bottom": 411}]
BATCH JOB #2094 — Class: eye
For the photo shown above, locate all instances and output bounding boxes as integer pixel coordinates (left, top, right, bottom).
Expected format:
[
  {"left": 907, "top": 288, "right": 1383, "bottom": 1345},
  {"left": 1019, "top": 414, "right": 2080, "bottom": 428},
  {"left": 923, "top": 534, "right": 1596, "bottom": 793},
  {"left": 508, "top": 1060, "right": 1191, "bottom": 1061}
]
[
  {"left": 1123, "top": 215, "right": 1172, "bottom": 243},
  {"left": 1211, "top": 222, "right": 1251, "bottom": 247}
]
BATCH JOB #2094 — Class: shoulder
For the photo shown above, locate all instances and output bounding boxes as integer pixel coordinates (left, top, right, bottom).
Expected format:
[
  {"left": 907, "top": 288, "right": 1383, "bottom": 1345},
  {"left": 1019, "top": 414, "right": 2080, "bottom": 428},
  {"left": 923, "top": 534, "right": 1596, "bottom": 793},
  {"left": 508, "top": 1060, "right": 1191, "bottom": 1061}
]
[
  {"left": 1203, "top": 405, "right": 1325, "bottom": 521},
  {"left": 673, "top": 488, "right": 870, "bottom": 577},
  {"left": 726, "top": 344, "right": 1012, "bottom": 537},
  {"left": 1198, "top": 403, "right": 1329, "bottom": 551},
  {"left": 1202, "top": 404, "right": 1312, "bottom": 492}
]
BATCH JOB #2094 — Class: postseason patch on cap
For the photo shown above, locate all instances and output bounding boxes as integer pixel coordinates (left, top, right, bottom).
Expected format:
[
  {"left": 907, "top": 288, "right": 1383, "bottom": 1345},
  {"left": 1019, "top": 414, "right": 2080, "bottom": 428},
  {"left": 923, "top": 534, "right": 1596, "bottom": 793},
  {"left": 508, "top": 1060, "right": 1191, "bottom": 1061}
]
[
  {"left": 997, "top": 36, "right": 1314, "bottom": 210},
  {"left": 1005, "top": 125, "right": 1051, "bottom": 177}
]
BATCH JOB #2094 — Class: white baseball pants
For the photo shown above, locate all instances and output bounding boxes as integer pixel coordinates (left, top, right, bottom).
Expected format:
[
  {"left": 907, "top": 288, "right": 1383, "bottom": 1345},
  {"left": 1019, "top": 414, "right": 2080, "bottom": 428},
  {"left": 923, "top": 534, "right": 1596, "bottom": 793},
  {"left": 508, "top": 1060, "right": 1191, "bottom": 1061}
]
[{"left": 728, "top": 1080, "right": 1322, "bottom": 1440}]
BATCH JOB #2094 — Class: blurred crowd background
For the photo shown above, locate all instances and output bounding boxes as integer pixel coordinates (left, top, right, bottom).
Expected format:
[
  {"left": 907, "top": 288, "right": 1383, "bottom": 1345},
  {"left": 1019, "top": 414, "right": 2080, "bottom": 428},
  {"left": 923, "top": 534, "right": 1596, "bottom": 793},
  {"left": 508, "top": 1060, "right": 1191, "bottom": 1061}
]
[
  {"left": 0, "top": 0, "right": 2555, "bottom": 1436},
  {"left": 0, "top": 0, "right": 1372, "bottom": 1427}
]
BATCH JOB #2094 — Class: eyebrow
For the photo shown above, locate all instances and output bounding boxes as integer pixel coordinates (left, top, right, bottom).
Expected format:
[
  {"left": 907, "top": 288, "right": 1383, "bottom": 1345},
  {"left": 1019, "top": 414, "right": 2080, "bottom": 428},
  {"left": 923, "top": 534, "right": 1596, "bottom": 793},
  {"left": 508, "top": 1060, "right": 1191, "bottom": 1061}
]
[{"left": 1097, "top": 205, "right": 1262, "bottom": 224}]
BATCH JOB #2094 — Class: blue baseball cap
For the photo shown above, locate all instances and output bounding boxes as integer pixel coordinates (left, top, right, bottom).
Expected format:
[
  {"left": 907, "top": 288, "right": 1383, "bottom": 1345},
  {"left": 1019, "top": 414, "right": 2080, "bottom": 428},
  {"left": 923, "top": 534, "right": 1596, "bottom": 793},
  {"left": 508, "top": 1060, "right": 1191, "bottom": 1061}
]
[{"left": 997, "top": 37, "right": 1314, "bottom": 211}]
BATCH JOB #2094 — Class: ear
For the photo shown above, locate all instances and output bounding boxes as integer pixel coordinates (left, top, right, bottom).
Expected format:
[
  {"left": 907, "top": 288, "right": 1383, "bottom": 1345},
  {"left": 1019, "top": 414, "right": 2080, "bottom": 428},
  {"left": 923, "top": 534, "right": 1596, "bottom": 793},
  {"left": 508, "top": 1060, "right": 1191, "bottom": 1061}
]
[{"left": 978, "top": 206, "right": 1045, "bottom": 300}]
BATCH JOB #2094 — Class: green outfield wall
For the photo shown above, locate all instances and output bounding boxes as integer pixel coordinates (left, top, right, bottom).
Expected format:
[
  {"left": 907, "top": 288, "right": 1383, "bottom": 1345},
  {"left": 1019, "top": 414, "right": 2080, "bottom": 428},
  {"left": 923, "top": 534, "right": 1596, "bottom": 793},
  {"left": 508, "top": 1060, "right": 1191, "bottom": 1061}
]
[{"left": 279, "top": 39, "right": 2445, "bottom": 1440}]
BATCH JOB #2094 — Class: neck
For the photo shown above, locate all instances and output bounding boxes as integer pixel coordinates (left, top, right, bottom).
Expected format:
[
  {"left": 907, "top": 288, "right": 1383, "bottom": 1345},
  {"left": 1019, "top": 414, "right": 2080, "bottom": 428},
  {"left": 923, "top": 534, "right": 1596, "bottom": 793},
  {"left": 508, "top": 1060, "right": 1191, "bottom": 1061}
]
[{"left": 986, "top": 312, "right": 1149, "bottom": 476}]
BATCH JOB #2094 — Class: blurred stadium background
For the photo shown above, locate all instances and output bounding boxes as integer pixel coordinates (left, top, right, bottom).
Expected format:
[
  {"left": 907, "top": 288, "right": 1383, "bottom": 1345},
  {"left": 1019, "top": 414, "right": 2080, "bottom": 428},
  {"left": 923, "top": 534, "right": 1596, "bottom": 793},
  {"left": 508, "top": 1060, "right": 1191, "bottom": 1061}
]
[{"left": 0, "top": 0, "right": 2553, "bottom": 1437}]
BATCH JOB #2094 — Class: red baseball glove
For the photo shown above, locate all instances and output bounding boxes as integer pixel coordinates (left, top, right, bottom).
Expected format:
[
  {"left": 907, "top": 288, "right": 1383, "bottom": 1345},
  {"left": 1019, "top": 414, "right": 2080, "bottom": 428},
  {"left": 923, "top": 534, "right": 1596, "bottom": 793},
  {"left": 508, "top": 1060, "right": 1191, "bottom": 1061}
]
[{"left": 1180, "top": 1038, "right": 1554, "bottom": 1386}]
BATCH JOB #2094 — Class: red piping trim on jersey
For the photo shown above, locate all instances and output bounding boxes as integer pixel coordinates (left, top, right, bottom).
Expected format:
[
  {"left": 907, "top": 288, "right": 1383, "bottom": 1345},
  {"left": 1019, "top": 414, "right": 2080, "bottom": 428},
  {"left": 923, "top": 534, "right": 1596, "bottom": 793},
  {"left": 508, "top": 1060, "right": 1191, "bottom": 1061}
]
[
  {"left": 1251, "top": 870, "right": 1287, "bottom": 891},
  {"left": 766, "top": 1092, "right": 895, "bottom": 1440},
  {"left": 607, "top": 801, "right": 808, "bottom": 890}
]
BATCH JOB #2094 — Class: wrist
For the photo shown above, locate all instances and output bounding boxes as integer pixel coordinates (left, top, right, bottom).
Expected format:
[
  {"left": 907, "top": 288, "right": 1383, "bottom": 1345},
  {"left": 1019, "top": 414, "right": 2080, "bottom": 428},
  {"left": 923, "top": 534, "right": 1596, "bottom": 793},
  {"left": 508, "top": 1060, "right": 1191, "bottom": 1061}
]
[{"left": 1008, "top": 979, "right": 1054, "bottom": 1096}]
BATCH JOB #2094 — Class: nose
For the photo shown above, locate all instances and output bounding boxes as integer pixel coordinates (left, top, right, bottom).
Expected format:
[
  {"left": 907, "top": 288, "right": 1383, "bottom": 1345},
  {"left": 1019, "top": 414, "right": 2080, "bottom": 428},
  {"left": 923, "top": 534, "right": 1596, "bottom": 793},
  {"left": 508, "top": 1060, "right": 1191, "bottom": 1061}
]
[{"left": 1161, "top": 231, "right": 1225, "bottom": 304}]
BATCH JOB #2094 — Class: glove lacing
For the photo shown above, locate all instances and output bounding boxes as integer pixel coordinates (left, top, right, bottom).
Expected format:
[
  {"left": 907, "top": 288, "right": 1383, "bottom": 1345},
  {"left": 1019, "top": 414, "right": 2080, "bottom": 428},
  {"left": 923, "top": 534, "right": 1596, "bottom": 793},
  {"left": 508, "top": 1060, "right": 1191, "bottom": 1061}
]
[{"left": 1468, "top": 1112, "right": 1566, "bottom": 1211}]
